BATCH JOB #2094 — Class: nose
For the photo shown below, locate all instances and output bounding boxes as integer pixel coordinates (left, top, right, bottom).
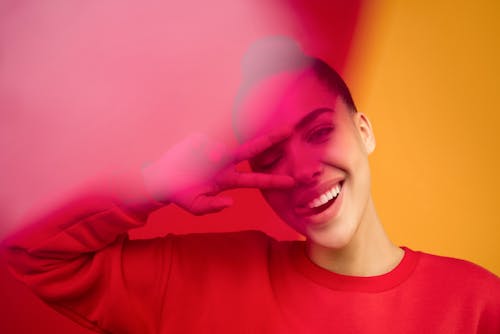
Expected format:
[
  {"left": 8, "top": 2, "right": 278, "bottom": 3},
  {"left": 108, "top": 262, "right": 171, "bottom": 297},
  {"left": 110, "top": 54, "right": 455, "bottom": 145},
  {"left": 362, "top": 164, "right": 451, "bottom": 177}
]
[{"left": 288, "top": 148, "right": 323, "bottom": 186}]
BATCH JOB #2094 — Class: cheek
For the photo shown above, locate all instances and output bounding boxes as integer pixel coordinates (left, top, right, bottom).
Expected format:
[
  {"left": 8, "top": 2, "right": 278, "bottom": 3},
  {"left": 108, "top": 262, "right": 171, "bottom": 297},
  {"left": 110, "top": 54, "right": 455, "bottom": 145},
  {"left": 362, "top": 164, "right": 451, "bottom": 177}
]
[{"left": 323, "top": 133, "right": 362, "bottom": 168}]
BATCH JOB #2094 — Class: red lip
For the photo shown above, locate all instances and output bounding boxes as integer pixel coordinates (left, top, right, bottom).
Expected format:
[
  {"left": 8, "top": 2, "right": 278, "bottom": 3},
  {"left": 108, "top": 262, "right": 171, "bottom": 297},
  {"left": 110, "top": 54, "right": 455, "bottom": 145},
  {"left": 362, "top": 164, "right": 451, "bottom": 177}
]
[{"left": 294, "top": 178, "right": 345, "bottom": 208}]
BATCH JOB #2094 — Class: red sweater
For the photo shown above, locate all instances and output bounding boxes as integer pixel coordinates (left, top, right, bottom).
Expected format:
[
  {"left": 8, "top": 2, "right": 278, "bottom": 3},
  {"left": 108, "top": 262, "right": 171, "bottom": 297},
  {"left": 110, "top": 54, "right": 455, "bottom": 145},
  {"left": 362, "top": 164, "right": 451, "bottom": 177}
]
[{"left": 3, "top": 193, "right": 500, "bottom": 333}]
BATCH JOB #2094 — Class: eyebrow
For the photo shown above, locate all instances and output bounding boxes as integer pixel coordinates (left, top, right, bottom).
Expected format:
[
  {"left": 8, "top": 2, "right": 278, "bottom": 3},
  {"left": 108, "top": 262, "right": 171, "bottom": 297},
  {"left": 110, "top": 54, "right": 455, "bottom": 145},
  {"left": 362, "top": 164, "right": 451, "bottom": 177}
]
[
  {"left": 251, "top": 107, "right": 335, "bottom": 163},
  {"left": 294, "top": 107, "right": 334, "bottom": 130}
]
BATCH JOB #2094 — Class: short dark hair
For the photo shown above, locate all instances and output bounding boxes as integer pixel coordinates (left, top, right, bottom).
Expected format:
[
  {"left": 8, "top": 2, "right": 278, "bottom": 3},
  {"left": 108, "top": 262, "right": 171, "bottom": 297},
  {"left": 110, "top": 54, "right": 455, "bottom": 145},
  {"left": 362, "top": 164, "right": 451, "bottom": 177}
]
[
  {"left": 309, "top": 58, "right": 357, "bottom": 113},
  {"left": 233, "top": 36, "right": 357, "bottom": 139}
]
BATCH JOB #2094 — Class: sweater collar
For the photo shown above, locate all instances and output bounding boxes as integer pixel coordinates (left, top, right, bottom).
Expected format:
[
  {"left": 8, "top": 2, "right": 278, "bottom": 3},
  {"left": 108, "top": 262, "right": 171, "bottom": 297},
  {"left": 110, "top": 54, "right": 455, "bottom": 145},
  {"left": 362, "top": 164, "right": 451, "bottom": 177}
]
[{"left": 290, "top": 241, "right": 420, "bottom": 293}]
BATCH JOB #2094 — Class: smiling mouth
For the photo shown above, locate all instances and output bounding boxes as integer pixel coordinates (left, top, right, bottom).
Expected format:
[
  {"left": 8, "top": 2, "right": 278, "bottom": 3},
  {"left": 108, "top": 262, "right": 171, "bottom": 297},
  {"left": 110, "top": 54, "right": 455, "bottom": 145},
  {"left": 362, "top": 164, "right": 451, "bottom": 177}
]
[
  {"left": 295, "top": 181, "right": 344, "bottom": 217},
  {"left": 308, "top": 183, "right": 342, "bottom": 208}
]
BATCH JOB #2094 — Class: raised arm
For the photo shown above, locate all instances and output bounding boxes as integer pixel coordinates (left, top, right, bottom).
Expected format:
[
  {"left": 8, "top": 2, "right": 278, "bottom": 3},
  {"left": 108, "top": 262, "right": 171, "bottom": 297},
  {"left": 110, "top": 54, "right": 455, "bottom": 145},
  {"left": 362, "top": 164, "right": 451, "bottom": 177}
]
[{"left": 1, "top": 128, "right": 295, "bottom": 333}]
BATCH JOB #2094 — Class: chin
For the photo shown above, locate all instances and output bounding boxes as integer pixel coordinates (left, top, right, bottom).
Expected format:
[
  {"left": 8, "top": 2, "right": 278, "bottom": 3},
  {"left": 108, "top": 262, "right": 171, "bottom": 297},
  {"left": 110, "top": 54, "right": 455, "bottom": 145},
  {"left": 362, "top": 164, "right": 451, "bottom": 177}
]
[
  {"left": 305, "top": 219, "right": 358, "bottom": 250},
  {"left": 307, "top": 234, "right": 351, "bottom": 250}
]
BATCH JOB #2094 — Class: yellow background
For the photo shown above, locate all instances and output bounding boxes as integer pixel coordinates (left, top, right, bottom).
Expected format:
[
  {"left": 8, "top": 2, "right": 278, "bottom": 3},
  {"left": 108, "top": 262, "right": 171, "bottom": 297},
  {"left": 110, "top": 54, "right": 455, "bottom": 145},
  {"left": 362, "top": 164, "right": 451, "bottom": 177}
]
[{"left": 347, "top": 0, "right": 500, "bottom": 275}]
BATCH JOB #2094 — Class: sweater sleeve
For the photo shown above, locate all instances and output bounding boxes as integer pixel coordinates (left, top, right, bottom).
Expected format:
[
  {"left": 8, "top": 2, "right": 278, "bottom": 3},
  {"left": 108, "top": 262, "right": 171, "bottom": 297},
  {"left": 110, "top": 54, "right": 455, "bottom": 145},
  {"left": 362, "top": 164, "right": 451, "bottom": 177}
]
[
  {"left": 1, "top": 172, "right": 171, "bottom": 333},
  {"left": 476, "top": 267, "right": 500, "bottom": 334}
]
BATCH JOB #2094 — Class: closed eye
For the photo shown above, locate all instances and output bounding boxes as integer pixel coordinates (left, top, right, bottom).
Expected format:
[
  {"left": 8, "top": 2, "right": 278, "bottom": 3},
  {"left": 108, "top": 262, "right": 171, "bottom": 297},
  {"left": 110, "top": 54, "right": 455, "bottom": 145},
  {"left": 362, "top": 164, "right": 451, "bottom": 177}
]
[
  {"left": 306, "top": 126, "right": 334, "bottom": 143},
  {"left": 255, "top": 154, "right": 283, "bottom": 171}
]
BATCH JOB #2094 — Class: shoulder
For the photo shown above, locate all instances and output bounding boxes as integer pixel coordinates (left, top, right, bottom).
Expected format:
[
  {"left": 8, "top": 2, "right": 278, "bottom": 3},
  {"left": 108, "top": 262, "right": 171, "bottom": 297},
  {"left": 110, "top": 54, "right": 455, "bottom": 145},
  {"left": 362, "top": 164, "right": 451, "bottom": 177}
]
[
  {"left": 416, "top": 250, "right": 499, "bottom": 283},
  {"left": 412, "top": 249, "right": 500, "bottom": 298},
  {"left": 411, "top": 250, "right": 500, "bottom": 332}
]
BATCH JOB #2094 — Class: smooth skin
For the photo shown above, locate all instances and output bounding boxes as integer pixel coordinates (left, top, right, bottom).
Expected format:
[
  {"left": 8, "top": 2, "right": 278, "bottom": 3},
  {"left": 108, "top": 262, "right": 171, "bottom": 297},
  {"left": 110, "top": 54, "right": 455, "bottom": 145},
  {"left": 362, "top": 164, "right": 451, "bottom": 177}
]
[{"left": 143, "top": 68, "right": 403, "bottom": 277}]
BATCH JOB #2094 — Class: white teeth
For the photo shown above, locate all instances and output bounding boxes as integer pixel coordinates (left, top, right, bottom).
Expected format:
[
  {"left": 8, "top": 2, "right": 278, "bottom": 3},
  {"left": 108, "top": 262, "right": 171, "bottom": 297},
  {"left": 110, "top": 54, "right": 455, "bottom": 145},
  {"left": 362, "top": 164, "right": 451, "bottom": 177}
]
[
  {"left": 312, "top": 199, "right": 322, "bottom": 208},
  {"left": 331, "top": 185, "right": 340, "bottom": 198},
  {"left": 307, "top": 184, "right": 342, "bottom": 208}
]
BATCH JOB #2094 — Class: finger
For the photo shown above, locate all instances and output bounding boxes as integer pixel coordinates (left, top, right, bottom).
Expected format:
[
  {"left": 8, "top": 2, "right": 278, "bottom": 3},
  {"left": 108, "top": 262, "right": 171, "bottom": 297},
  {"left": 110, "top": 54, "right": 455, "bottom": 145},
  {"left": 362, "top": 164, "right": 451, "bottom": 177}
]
[
  {"left": 189, "top": 195, "right": 234, "bottom": 215},
  {"left": 216, "top": 171, "right": 295, "bottom": 190},
  {"left": 232, "top": 126, "right": 292, "bottom": 162}
]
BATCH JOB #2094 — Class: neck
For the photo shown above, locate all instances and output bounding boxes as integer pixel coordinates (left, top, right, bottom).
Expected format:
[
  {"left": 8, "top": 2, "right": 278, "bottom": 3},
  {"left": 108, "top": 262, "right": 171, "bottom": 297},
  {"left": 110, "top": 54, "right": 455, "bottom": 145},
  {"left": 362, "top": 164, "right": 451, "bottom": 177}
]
[{"left": 306, "top": 197, "right": 404, "bottom": 277}]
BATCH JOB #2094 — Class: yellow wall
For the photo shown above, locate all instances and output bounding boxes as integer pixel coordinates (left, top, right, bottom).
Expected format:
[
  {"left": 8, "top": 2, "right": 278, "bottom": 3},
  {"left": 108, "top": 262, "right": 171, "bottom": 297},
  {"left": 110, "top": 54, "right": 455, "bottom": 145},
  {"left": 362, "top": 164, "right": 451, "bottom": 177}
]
[{"left": 347, "top": 0, "right": 500, "bottom": 275}]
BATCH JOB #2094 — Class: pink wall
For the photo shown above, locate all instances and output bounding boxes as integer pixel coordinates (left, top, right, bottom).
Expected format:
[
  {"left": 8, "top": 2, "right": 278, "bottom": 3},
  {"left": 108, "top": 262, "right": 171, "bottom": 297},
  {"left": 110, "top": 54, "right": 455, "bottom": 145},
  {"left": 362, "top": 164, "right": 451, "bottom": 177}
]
[{"left": 0, "top": 1, "right": 362, "bottom": 332}]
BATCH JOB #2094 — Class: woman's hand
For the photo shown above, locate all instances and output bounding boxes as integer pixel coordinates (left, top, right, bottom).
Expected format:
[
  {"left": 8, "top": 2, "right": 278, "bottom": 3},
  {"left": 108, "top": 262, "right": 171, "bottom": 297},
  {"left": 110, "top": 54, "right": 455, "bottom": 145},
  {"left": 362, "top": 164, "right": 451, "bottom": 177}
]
[{"left": 142, "top": 128, "right": 295, "bottom": 215}]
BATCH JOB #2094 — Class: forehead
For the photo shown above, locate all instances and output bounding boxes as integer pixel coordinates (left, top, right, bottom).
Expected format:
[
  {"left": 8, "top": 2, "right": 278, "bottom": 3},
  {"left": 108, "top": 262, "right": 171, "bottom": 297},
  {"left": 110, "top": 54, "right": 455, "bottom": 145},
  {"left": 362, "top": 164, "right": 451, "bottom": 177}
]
[{"left": 236, "top": 69, "right": 341, "bottom": 141}]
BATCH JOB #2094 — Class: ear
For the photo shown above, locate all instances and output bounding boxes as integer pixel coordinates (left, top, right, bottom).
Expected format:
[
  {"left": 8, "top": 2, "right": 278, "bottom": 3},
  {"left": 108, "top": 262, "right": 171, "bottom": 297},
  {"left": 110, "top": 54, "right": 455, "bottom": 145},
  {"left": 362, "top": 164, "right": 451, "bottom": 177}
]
[{"left": 354, "top": 113, "right": 376, "bottom": 154}]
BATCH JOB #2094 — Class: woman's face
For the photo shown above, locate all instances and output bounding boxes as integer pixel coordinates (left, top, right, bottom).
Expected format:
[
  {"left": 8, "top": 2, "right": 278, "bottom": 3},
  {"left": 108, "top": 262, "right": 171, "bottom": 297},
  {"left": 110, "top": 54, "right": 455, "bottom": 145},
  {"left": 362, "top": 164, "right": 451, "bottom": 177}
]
[{"left": 238, "top": 69, "right": 375, "bottom": 249}]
